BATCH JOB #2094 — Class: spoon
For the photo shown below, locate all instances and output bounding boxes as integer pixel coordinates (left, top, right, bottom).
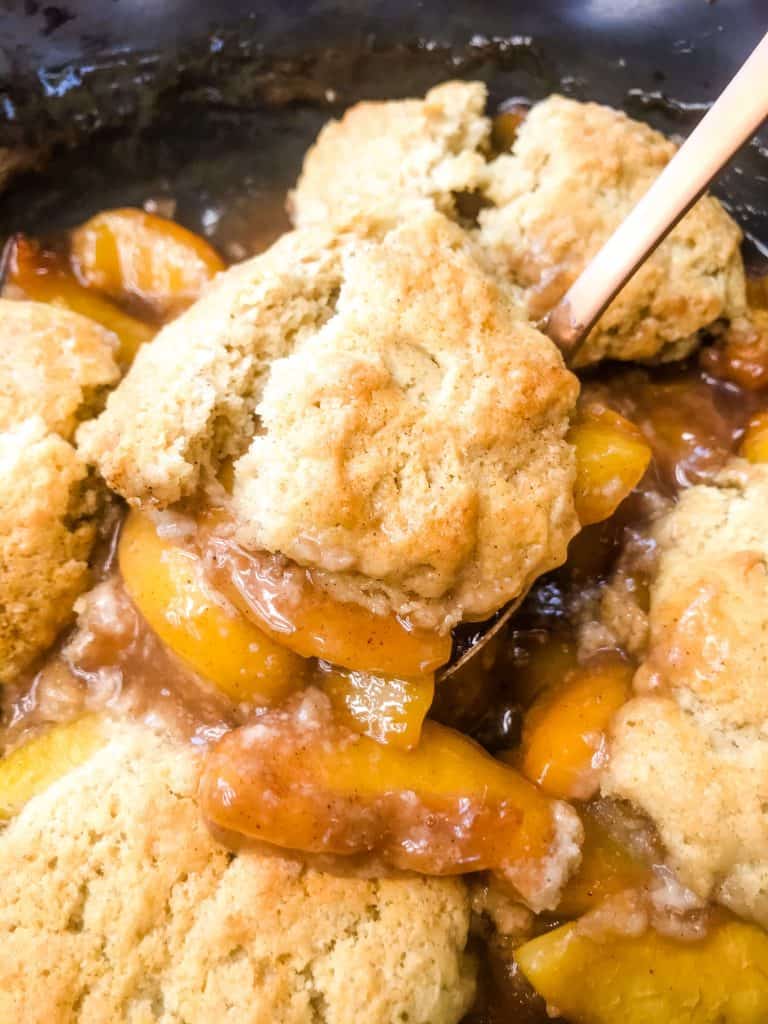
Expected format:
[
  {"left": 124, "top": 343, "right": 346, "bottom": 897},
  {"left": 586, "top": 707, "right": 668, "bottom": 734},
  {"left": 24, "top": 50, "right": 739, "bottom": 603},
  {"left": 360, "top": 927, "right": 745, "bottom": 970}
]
[
  {"left": 546, "top": 29, "right": 768, "bottom": 360},
  {"left": 439, "top": 30, "right": 768, "bottom": 681}
]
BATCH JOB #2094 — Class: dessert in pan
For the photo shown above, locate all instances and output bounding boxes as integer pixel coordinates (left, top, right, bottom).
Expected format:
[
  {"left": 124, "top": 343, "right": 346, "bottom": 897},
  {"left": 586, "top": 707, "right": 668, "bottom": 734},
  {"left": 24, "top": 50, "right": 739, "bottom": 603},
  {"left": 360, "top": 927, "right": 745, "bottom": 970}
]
[{"left": 1, "top": 81, "right": 768, "bottom": 1024}]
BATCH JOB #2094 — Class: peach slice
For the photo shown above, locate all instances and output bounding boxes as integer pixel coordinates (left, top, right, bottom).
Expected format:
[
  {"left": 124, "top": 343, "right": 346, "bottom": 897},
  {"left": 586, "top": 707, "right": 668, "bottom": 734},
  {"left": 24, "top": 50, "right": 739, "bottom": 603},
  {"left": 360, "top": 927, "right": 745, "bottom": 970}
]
[
  {"left": 518, "top": 654, "right": 633, "bottom": 800},
  {"left": 316, "top": 663, "right": 434, "bottom": 748},
  {"left": 0, "top": 714, "right": 107, "bottom": 818},
  {"left": 556, "top": 811, "right": 649, "bottom": 917},
  {"left": 516, "top": 918, "right": 768, "bottom": 1024},
  {"left": 201, "top": 695, "right": 576, "bottom": 900},
  {"left": 205, "top": 536, "right": 453, "bottom": 678},
  {"left": 3, "top": 234, "right": 153, "bottom": 364},
  {"left": 70, "top": 207, "right": 224, "bottom": 318},
  {"left": 740, "top": 410, "right": 768, "bottom": 464},
  {"left": 570, "top": 406, "right": 652, "bottom": 526},
  {"left": 119, "top": 511, "right": 307, "bottom": 703}
]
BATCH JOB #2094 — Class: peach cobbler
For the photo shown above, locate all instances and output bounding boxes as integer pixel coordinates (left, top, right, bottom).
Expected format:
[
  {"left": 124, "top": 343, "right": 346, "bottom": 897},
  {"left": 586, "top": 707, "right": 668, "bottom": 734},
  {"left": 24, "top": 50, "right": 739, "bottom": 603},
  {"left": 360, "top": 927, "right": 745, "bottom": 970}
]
[{"left": 1, "top": 83, "right": 768, "bottom": 1024}]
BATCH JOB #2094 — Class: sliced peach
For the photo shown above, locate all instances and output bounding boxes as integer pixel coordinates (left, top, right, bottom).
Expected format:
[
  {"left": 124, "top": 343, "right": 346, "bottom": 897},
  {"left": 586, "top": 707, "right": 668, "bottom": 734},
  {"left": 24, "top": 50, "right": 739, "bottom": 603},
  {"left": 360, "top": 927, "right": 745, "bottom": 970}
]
[
  {"left": 204, "top": 536, "right": 453, "bottom": 677},
  {"left": 570, "top": 405, "right": 652, "bottom": 526},
  {"left": 119, "top": 511, "right": 307, "bottom": 704},
  {"left": 700, "top": 315, "right": 768, "bottom": 390},
  {"left": 0, "top": 714, "right": 107, "bottom": 818},
  {"left": 491, "top": 103, "right": 529, "bottom": 152},
  {"left": 316, "top": 663, "right": 434, "bottom": 748},
  {"left": 201, "top": 698, "right": 572, "bottom": 896},
  {"left": 519, "top": 654, "right": 633, "bottom": 800},
  {"left": 747, "top": 276, "right": 768, "bottom": 310},
  {"left": 70, "top": 207, "right": 224, "bottom": 318},
  {"left": 556, "top": 810, "right": 649, "bottom": 917},
  {"left": 3, "top": 234, "right": 153, "bottom": 364},
  {"left": 516, "top": 919, "right": 768, "bottom": 1024},
  {"left": 740, "top": 410, "right": 768, "bottom": 464}
]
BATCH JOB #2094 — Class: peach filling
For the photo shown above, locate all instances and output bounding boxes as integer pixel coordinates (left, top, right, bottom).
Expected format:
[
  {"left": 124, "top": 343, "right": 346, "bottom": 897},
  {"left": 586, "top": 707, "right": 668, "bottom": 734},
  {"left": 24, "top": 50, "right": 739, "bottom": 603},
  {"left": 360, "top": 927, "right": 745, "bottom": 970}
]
[
  {"left": 0, "top": 714, "right": 108, "bottom": 818},
  {"left": 740, "top": 410, "right": 768, "bottom": 463},
  {"left": 516, "top": 918, "right": 768, "bottom": 1024},
  {"left": 2, "top": 234, "right": 154, "bottom": 364},
  {"left": 70, "top": 207, "right": 224, "bottom": 318},
  {"left": 203, "top": 532, "right": 453, "bottom": 677},
  {"left": 568, "top": 405, "right": 652, "bottom": 526},
  {"left": 315, "top": 662, "right": 434, "bottom": 749},
  {"left": 200, "top": 690, "right": 573, "bottom": 898},
  {"left": 119, "top": 510, "right": 307, "bottom": 704},
  {"left": 556, "top": 809, "right": 650, "bottom": 917},
  {"left": 119, "top": 512, "right": 441, "bottom": 741},
  {"left": 517, "top": 653, "right": 633, "bottom": 800}
]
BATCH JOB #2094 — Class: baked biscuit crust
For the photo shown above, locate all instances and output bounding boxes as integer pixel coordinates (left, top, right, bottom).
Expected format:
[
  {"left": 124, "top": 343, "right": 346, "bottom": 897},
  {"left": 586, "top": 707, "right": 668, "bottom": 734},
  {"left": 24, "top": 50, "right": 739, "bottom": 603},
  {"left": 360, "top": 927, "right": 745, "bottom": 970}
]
[
  {"left": 82, "top": 213, "right": 579, "bottom": 629},
  {"left": 0, "top": 722, "right": 476, "bottom": 1024},
  {"left": 292, "top": 87, "right": 746, "bottom": 367},
  {"left": 602, "top": 462, "right": 768, "bottom": 925},
  {"left": 0, "top": 301, "right": 119, "bottom": 683},
  {"left": 479, "top": 96, "right": 746, "bottom": 366},
  {"left": 290, "top": 80, "right": 490, "bottom": 230},
  {"left": 0, "top": 419, "right": 101, "bottom": 684},
  {"left": 0, "top": 299, "right": 119, "bottom": 437}
]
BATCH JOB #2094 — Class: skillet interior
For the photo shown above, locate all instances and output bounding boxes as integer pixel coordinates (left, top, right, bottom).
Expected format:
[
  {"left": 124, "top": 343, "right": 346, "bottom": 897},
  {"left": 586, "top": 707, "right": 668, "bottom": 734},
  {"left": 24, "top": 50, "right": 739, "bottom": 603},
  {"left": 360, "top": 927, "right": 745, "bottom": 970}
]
[
  {"left": 0, "top": 2, "right": 767, "bottom": 1021},
  {"left": 0, "top": 0, "right": 765, "bottom": 262}
]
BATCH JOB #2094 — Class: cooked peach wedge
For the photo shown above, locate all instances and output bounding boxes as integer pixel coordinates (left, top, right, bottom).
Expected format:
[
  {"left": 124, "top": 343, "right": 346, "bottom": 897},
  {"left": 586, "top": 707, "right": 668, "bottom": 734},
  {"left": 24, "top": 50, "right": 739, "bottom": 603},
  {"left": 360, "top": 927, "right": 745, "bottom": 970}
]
[
  {"left": 516, "top": 918, "right": 768, "bottom": 1024},
  {"left": 201, "top": 695, "right": 578, "bottom": 905},
  {"left": 741, "top": 410, "right": 768, "bottom": 463},
  {"left": 518, "top": 654, "right": 633, "bottom": 800},
  {"left": 556, "top": 809, "right": 650, "bottom": 917},
  {"left": 2, "top": 234, "right": 153, "bottom": 364},
  {"left": 315, "top": 662, "right": 434, "bottom": 748},
  {"left": 119, "top": 511, "right": 306, "bottom": 703},
  {"left": 0, "top": 714, "right": 107, "bottom": 819},
  {"left": 70, "top": 208, "right": 224, "bottom": 319},
  {"left": 569, "top": 405, "right": 652, "bottom": 526},
  {"left": 205, "top": 536, "right": 453, "bottom": 678}
]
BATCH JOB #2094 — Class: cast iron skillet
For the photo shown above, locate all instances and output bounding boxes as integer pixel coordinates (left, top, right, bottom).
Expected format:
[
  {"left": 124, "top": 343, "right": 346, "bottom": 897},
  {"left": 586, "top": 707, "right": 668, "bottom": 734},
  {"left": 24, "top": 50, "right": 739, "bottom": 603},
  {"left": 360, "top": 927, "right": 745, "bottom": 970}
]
[
  {"left": 0, "top": 1, "right": 767, "bottom": 1017},
  {"left": 0, "top": 0, "right": 766, "bottom": 268},
  {"left": 5, "top": 0, "right": 765, "bottom": 671}
]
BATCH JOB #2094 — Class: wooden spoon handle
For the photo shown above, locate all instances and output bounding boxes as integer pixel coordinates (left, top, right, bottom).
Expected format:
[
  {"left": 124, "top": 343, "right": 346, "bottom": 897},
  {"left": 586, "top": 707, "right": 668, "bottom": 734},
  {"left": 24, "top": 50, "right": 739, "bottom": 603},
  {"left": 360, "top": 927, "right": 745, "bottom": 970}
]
[{"left": 546, "top": 30, "right": 768, "bottom": 360}]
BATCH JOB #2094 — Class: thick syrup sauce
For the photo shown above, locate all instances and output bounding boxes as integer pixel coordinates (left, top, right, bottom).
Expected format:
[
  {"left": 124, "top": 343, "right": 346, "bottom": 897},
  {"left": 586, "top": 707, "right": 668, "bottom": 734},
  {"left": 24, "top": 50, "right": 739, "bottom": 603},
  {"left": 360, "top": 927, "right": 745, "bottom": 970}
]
[{"left": 1, "top": 136, "right": 767, "bottom": 1022}]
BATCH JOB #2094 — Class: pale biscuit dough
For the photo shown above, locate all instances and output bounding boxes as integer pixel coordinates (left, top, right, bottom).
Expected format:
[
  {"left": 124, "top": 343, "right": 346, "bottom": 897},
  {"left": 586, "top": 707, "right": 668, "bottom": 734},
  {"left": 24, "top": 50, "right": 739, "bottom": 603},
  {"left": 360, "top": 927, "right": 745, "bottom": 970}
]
[
  {"left": 0, "top": 418, "right": 100, "bottom": 684},
  {"left": 0, "top": 721, "right": 476, "bottom": 1024},
  {"left": 602, "top": 462, "right": 768, "bottom": 924},
  {"left": 479, "top": 96, "right": 746, "bottom": 366},
  {"left": 0, "top": 302, "right": 119, "bottom": 683},
  {"left": 292, "top": 87, "right": 746, "bottom": 366},
  {"left": 78, "top": 228, "right": 348, "bottom": 505},
  {"left": 0, "top": 299, "right": 120, "bottom": 438},
  {"left": 82, "top": 213, "right": 579, "bottom": 630},
  {"left": 289, "top": 80, "right": 490, "bottom": 230}
]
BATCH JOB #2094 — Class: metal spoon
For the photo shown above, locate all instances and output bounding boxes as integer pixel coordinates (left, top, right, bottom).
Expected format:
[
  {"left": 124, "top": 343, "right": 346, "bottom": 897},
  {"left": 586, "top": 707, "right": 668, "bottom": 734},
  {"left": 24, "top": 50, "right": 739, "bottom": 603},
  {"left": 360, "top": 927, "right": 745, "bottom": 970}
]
[{"left": 439, "top": 31, "right": 768, "bottom": 681}]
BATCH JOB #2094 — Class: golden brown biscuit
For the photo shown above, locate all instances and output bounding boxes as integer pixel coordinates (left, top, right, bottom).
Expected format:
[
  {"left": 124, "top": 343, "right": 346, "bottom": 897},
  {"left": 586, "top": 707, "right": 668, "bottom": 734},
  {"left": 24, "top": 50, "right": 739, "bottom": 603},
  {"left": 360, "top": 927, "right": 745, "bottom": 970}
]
[
  {"left": 0, "top": 720, "right": 476, "bottom": 1024},
  {"left": 81, "top": 213, "right": 579, "bottom": 630},
  {"left": 601, "top": 462, "right": 768, "bottom": 924},
  {"left": 479, "top": 96, "right": 746, "bottom": 366},
  {"left": 0, "top": 301, "right": 119, "bottom": 683},
  {"left": 0, "top": 418, "right": 100, "bottom": 683},
  {"left": 78, "top": 227, "right": 347, "bottom": 505},
  {"left": 0, "top": 299, "right": 119, "bottom": 439},
  {"left": 292, "top": 88, "right": 746, "bottom": 367},
  {"left": 290, "top": 80, "right": 490, "bottom": 230}
]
